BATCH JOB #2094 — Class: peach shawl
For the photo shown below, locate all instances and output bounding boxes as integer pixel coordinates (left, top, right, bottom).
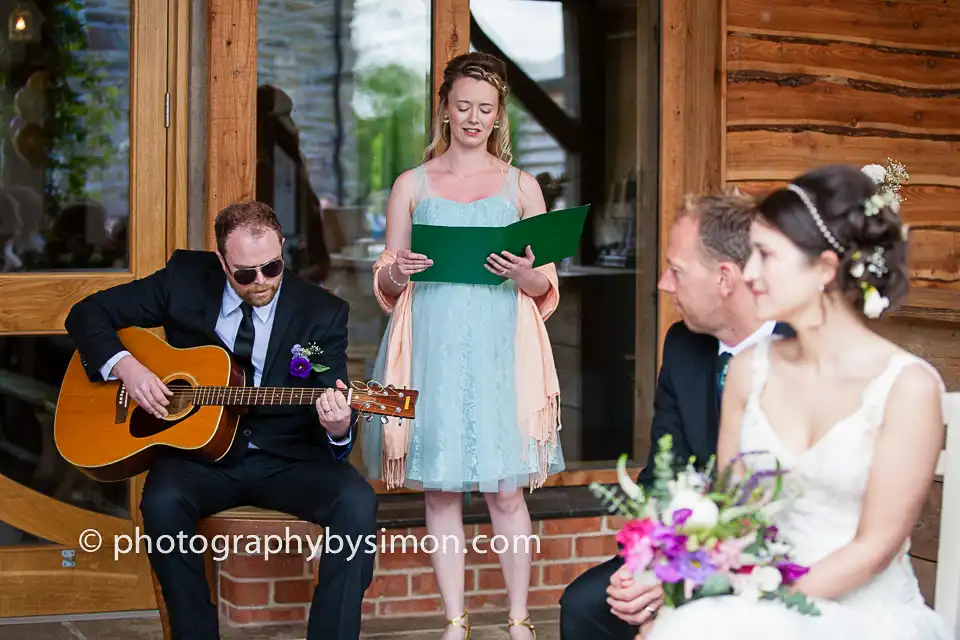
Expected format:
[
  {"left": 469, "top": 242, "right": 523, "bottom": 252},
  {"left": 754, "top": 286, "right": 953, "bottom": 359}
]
[{"left": 372, "top": 251, "right": 562, "bottom": 491}]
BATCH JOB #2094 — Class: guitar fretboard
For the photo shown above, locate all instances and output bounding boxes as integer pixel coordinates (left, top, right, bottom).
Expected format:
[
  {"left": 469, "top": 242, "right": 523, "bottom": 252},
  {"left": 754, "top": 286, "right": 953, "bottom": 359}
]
[{"left": 191, "top": 387, "right": 332, "bottom": 406}]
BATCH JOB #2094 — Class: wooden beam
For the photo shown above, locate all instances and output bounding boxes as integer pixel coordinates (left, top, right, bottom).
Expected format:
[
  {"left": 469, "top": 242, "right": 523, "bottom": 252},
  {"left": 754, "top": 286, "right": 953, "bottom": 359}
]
[
  {"left": 205, "top": 0, "right": 258, "bottom": 250},
  {"left": 658, "top": 0, "right": 725, "bottom": 361},
  {"left": 166, "top": 0, "right": 191, "bottom": 259},
  {"left": 432, "top": 0, "right": 470, "bottom": 118},
  {"left": 634, "top": 0, "right": 661, "bottom": 483},
  {"left": 469, "top": 14, "right": 582, "bottom": 153}
]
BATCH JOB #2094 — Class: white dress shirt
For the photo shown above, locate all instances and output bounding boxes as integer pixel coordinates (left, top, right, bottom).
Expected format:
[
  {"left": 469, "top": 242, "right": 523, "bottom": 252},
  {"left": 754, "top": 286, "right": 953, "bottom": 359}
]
[
  {"left": 100, "top": 279, "right": 351, "bottom": 447},
  {"left": 718, "top": 320, "right": 777, "bottom": 356}
]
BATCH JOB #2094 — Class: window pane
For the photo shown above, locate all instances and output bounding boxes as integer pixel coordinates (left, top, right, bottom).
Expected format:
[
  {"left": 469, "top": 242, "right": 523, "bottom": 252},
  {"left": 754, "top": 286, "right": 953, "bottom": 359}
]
[
  {"left": 1, "top": 1, "right": 131, "bottom": 271},
  {"left": 256, "top": 0, "right": 431, "bottom": 381},
  {"left": 0, "top": 336, "right": 130, "bottom": 545},
  {"left": 471, "top": 0, "right": 574, "bottom": 117},
  {"left": 471, "top": 0, "right": 657, "bottom": 466}
]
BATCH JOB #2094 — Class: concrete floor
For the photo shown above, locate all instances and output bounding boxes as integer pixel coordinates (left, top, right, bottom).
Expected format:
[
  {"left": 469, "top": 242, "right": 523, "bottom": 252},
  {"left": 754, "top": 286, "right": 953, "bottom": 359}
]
[{"left": 0, "top": 608, "right": 560, "bottom": 639}]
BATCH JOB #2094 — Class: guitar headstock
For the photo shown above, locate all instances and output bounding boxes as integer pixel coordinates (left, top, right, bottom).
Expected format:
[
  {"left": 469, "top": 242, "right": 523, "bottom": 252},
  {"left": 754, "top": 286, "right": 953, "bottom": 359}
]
[{"left": 347, "top": 381, "right": 418, "bottom": 421}]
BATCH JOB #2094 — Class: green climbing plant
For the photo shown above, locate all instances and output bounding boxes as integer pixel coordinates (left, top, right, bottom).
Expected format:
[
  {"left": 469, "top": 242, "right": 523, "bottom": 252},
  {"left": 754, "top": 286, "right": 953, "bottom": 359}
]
[{"left": 43, "top": 0, "right": 125, "bottom": 208}]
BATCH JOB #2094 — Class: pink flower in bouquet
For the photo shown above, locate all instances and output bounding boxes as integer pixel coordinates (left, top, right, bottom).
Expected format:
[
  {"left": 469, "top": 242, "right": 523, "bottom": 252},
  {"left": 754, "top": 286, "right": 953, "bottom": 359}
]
[
  {"left": 710, "top": 534, "right": 755, "bottom": 572},
  {"left": 617, "top": 519, "right": 656, "bottom": 573}
]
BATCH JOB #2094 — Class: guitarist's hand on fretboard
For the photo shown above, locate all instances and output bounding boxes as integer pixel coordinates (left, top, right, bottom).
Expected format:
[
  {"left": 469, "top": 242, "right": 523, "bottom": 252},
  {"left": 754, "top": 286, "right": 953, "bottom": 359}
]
[
  {"left": 316, "top": 379, "right": 352, "bottom": 439},
  {"left": 113, "top": 355, "right": 173, "bottom": 419}
]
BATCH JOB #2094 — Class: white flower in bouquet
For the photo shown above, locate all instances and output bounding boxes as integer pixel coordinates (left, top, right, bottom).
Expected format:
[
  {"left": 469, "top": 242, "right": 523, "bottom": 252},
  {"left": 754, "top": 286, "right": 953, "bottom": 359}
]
[
  {"left": 733, "top": 566, "right": 783, "bottom": 602},
  {"left": 616, "top": 454, "right": 644, "bottom": 500},
  {"left": 765, "top": 540, "right": 792, "bottom": 557},
  {"left": 668, "top": 467, "right": 707, "bottom": 494},
  {"left": 861, "top": 164, "right": 887, "bottom": 185},
  {"left": 667, "top": 489, "right": 720, "bottom": 531}
]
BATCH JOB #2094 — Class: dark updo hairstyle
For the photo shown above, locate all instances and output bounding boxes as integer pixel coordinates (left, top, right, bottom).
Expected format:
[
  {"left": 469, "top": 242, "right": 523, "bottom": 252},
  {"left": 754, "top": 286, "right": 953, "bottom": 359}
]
[{"left": 757, "top": 164, "right": 909, "bottom": 319}]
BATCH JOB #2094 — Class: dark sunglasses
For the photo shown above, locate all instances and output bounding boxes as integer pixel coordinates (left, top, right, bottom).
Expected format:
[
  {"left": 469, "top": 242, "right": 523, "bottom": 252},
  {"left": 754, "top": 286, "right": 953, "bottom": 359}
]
[{"left": 230, "top": 258, "right": 284, "bottom": 285}]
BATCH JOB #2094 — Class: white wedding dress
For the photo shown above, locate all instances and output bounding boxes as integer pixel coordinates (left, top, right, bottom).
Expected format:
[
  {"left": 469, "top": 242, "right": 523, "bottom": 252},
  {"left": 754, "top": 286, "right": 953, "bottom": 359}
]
[{"left": 646, "top": 335, "right": 950, "bottom": 640}]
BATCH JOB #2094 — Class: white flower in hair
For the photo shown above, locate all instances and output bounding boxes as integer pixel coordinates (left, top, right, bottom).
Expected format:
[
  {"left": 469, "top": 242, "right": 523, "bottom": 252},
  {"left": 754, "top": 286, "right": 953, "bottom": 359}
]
[
  {"left": 861, "top": 164, "right": 887, "bottom": 185},
  {"left": 862, "top": 284, "right": 890, "bottom": 319},
  {"left": 861, "top": 158, "right": 909, "bottom": 216}
]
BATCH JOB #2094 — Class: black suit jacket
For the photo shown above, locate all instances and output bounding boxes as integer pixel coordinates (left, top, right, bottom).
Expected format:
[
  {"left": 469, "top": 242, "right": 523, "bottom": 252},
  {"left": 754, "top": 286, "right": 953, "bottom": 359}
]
[
  {"left": 64, "top": 249, "right": 356, "bottom": 464},
  {"left": 636, "top": 320, "right": 793, "bottom": 487}
]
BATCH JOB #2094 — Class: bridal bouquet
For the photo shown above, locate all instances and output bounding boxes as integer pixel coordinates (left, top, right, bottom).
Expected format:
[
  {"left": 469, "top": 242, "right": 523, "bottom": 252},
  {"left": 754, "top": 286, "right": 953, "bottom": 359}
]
[{"left": 590, "top": 435, "right": 820, "bottom": 615}]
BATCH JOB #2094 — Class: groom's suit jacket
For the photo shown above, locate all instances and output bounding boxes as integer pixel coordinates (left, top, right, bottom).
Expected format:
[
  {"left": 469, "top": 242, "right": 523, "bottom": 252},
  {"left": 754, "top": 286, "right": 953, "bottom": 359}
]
[{"left": 636, "top": 320, "right": 794, "bottom": 487}]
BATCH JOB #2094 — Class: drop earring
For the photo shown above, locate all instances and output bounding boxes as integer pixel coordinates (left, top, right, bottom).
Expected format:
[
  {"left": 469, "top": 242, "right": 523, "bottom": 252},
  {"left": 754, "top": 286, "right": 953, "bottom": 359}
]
[{"left": 494, "top": 120, "right": 500, "bottom": 129}]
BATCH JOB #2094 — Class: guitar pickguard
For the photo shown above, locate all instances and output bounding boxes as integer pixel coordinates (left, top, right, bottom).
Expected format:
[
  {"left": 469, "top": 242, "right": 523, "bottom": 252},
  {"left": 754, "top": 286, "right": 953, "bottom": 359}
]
[{"left": 129, "top": 404, "right": 201, "bottom": 438}]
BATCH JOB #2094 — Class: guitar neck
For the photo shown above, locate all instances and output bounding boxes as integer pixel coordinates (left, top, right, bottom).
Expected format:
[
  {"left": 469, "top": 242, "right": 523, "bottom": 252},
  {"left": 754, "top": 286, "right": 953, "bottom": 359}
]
[{"left": 192, "top": 386, "right": 338, "bottom": 406}]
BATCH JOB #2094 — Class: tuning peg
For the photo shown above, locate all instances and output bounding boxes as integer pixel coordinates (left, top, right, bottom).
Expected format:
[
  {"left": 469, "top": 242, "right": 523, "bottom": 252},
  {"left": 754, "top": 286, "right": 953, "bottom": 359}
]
[{"left": 380, "top": 415, "right": 388, "bottom": 424}]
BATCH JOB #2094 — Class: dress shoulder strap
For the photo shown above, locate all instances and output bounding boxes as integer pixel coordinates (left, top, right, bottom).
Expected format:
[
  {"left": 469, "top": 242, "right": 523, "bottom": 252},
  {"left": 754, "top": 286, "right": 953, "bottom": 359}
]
[
  {"left": 864, "top": 351, "right": 947, "bottom": 424},
  {"left": 411, "top": 164, "right": 430, "bottom": 206},
  {"left": 500, "top": 165, "right": 521, "bottom": 204},
  {"left": 748, "top": 335, "right": 778, "bottom": 402}
]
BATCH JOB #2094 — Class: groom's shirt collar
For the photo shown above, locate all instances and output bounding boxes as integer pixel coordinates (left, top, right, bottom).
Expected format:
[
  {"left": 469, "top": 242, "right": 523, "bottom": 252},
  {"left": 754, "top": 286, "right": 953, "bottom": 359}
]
[{"left": 718, "top": 320, "right": 777, "bottom": 356}]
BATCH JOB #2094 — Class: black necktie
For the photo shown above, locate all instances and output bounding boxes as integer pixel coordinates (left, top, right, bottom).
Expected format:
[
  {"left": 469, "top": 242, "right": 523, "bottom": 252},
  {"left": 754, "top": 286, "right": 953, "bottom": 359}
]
[
  {"left": 234, "top": 303, "right": 255, "bottom": 386},
  {"left": 717, "top": 351, "right": 732, "bottom": 402}
]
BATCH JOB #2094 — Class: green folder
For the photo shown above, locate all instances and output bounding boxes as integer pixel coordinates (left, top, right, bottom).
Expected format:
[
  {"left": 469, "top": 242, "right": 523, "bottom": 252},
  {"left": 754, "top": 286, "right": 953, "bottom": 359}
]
[{"left": 410, "top": 205, "right": 590, "bottom": 285}]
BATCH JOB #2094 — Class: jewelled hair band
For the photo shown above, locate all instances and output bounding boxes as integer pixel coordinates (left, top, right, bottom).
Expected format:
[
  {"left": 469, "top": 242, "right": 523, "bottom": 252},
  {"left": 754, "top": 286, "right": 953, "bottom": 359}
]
[{"left": 785, "top": 183, "right": 846, "bottom": 254}]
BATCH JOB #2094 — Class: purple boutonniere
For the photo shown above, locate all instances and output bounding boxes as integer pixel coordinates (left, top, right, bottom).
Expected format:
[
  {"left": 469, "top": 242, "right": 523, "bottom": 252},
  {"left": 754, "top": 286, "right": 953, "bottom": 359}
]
[{"left": 289, "top": 342, "right": 330, "bottom": 378}]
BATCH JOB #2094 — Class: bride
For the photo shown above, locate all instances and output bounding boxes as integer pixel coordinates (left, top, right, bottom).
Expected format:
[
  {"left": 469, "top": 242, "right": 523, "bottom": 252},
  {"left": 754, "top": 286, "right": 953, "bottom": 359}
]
[{"left": 643, "top": 164, "right": 949, "bottom": 639}]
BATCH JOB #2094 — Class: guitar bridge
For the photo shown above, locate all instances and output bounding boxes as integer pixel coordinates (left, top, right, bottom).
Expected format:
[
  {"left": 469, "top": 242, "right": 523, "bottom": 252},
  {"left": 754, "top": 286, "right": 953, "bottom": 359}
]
[{"left": 115, "top": 384, "right": 130, "bottom": 424}]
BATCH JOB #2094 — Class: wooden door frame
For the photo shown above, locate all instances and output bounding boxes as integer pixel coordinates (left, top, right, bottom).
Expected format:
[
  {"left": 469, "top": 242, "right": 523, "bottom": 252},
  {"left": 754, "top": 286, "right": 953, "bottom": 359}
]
[
  {"left": 0, "top": 0, "right": 172, "bottom": 618},
  {"left": 656, "top": 0, "right": 726, "bottom": 361}
]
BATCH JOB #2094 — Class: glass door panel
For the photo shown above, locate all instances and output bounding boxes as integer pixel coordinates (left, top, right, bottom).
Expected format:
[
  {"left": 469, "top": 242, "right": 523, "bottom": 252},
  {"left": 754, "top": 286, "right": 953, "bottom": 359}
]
[
  {"left": 0, "top": 0, "right": 169, "bottom": 618},
  {"left": 0, "top": 0, "right": 168, "bottom": 335}
]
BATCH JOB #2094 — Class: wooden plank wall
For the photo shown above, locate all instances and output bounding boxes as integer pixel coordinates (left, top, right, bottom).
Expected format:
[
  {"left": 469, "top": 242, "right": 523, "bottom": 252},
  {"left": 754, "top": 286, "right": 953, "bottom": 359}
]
[
  {"left": 725, "top": 0, "right": 959, "bottom": 296},
  {"left": 722, "top": 0, "right": 960, "bottom": 607}
]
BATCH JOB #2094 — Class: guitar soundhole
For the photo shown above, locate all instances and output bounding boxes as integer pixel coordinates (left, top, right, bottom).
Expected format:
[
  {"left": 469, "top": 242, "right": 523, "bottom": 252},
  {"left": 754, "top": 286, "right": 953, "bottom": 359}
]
[
  {"left": 129, "top": 377, "right": 198, "bottom": 438},
  {"left": 165, "top": 378, "right": 195, "bottom": 416}
]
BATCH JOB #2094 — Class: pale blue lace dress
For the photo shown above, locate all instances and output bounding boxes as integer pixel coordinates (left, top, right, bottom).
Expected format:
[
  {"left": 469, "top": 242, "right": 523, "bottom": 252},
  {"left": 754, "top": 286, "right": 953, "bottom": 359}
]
[{"left": 361, "top": 164, "right": 565, "bottom": 493}]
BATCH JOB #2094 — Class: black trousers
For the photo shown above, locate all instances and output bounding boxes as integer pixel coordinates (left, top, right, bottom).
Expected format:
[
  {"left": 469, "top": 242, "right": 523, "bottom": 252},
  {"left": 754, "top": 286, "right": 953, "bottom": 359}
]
[
  {"left": 559, "top": 555, "right": 639, "bottom": 640},
  {"left": 139, "top": 447, "right": 377, "bottom": 640}
]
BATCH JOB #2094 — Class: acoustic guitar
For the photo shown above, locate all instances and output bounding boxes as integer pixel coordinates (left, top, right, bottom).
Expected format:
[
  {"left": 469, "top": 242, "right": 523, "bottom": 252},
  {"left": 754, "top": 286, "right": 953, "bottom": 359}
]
[{"left": 54, "top": 327, "right": 417, "bottom": 482}]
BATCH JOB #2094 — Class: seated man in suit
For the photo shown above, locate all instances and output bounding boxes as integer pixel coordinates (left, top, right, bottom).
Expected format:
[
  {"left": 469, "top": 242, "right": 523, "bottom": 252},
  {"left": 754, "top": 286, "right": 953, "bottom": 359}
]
[
  {"left": 559, "top": 191, "right": 793, "bottom": 639},
  {"left": 64, "top": 201, "right": 376, "bottom": 640}
]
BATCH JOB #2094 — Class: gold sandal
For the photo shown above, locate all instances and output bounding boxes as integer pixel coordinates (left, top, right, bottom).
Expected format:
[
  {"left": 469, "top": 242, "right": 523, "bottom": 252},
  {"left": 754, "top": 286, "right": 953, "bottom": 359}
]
[
  {"left": 446, "top": 610, "right": 470, "bottom": 639},
  {"left": 508, "top": 615, "right": 536, "bottom": 639}
]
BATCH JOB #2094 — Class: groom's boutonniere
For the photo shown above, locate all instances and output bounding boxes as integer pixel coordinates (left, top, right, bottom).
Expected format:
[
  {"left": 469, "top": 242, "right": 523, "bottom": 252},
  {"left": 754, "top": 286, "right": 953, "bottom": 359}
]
[{"left": 289, "top": 342, "right": 330, "bottom": 378}]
